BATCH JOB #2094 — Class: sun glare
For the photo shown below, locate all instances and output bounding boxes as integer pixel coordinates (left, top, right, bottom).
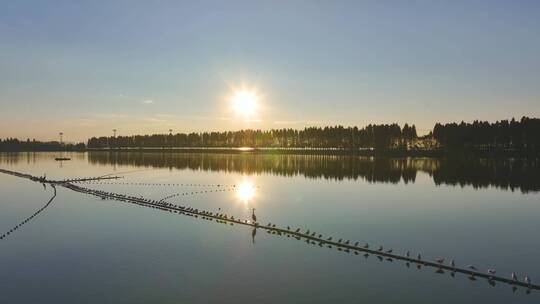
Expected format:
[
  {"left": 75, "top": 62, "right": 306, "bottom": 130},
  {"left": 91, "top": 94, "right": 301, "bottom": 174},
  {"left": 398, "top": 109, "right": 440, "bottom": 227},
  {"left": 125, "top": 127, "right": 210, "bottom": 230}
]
[
  {"left": 236, "top": 180, "right": 256, "bottom": 204},
  {"left": 231, "top": 89, "right": 259, "bottom": 118}
]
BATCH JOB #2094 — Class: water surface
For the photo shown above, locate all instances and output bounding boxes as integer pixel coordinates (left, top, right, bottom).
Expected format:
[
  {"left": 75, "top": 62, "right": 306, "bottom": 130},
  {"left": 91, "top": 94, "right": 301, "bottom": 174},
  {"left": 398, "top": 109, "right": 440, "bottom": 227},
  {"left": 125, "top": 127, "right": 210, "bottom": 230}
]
[{"left": 1, "top": 152, "right": 539, "bottom": 303}]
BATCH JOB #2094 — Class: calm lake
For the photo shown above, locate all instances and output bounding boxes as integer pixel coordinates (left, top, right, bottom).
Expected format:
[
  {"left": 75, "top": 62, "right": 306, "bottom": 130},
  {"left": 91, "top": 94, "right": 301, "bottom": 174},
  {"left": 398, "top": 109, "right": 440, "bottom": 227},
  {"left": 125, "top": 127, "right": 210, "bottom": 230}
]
[{"left": 1, "top": 152, "right": 539, "bottom": 303}]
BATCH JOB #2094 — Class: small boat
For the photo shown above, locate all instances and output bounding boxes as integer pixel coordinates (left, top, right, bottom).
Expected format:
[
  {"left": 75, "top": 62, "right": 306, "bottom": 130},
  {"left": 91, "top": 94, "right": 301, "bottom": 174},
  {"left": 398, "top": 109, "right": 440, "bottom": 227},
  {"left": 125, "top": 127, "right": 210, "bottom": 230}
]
[{"left": 55, "top": 157, "right": 71, "bottom": 161}]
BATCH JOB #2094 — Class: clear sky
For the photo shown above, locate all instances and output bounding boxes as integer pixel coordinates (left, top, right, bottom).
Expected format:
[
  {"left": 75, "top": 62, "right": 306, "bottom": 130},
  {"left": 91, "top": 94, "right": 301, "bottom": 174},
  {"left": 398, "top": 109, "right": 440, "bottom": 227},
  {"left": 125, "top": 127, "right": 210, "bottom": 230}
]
[{"left": 1, "top": 0, "right": 539, "bottom": 142}]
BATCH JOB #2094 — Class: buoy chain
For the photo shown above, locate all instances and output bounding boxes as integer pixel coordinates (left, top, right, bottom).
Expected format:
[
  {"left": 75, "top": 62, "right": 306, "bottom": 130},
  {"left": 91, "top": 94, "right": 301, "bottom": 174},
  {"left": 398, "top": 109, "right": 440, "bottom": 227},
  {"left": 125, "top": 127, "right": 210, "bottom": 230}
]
[
  {"left": 158, "top": 188, "right": 236, "bottom": 202},
  {"left": 74, "top": 181, "right": 237, "bottom": 188},
  {"left": 0, "top": 189, "right": 56, "bottom": 241}
]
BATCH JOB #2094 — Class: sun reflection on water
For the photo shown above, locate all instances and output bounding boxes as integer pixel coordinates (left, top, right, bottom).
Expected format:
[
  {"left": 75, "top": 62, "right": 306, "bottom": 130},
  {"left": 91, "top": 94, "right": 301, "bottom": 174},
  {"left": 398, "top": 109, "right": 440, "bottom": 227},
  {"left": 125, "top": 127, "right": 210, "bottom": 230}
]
[{"left": 236, "top": 179, "right": 256, "bottom": 205}]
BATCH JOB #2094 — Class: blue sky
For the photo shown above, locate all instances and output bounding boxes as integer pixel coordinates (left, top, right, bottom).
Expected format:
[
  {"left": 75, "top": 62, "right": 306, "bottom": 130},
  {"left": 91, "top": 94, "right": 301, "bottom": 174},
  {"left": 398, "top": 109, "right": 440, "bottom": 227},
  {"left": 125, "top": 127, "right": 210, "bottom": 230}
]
[{"left": 1, "top": 0, "right": 539, "bottom": 141}]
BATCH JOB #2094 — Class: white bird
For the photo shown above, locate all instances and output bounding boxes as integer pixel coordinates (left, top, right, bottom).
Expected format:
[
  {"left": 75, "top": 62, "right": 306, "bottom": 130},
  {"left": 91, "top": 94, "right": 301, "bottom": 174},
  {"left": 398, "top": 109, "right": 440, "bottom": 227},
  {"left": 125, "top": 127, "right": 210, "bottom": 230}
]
[
  {"left": 511, "top": 272, "right": 518, "bottom": 281},
  {"left": 487, "top": 269, "right": 496, "bottom": 275},
  {"left": 525, "top": 275, "right": 531, "bottom": 286}
]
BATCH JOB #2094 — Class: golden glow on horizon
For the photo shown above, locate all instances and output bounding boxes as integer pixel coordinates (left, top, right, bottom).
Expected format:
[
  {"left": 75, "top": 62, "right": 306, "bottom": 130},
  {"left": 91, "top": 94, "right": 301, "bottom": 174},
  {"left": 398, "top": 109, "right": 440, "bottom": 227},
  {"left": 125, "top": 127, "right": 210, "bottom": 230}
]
[{"left": 230, "top": 89, "right": 259, "bottom": 119}]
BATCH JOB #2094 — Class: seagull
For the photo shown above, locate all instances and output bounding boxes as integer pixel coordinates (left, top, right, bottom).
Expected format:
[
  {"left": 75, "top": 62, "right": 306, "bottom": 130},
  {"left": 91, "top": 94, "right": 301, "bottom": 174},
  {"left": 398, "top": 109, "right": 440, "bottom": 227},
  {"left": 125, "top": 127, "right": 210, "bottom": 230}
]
[
  {"left": 406, "top": 250, "right": 410, "bottom": 258},
  {"left": 354, "top": 241, "right": 359, "bottom": 247},
  {"left": 436, "top": 258, "right": 445, "bottom": 264},
  {"left": 386, "top": 249, "right": 393, "bottom": 254},
  {"left": 417, "top": 254, "right": 422, "bottom": 260},
  {"left": 487, "top": 269, "right": 496, "bottom": 276},
  {"left": 450, "top": 259, "right": 455, "bottom": 268},
  {"left": 511, "top": 272, "right": 518, "bottom": 281},
  {"left": 364, "top": 243, "right": 369, "bottom": 249},
  {"left": 525, "top": 275, "right": 531, "bottom": 286},
  {"left": 327, "top": 237, "right": 333, "bottom": 241},
  {"left": 378, "top": 246, "right": 383, "bottom": 251},
  {"left": 467, "top": 265, "right": 477, "bottom": 271}
]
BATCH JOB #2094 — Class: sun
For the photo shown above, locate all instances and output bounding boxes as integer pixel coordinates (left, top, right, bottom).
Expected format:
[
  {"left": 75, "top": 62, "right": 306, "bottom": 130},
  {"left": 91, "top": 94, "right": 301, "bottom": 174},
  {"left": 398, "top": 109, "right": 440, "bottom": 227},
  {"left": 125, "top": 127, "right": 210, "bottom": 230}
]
[{"left": 231, "top": 89, "right": 259, "bottom": 118}]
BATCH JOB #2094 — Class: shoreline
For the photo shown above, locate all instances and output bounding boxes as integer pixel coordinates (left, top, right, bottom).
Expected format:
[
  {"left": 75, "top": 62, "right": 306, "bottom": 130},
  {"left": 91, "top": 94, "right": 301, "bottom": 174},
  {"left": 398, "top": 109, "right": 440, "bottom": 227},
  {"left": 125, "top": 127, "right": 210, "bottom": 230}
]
[{"left": 1, "top": 147, "right": 539, "bottom": 157}]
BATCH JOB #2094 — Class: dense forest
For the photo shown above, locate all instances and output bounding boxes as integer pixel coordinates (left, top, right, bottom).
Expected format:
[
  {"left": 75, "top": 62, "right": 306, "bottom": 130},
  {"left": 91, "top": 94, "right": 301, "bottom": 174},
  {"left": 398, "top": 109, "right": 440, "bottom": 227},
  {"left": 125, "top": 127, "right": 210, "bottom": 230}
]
[
  {"left": 0, "top": 138, "right": 85, "bottom": 152},
  {"left": 87, "top": 117, "right": 539, "bottom": 151},
  {"left": 433, "top": 117, "right": 540, "bottom": 150},
  {"left": 2, "top": 117, "right": 538, "bottom": 152},
  {"left": 87, "top": 124, "right": 418, "bottom": 149}
]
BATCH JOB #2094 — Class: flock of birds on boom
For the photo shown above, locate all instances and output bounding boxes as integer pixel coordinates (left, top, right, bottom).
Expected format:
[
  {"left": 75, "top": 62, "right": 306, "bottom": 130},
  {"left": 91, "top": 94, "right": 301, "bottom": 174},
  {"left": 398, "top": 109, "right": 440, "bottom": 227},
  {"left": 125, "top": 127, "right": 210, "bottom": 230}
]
[
  {"left": 77, "top": 180, "right": 239, "bottom": 188},
  {"left": 0, "top": 167, "right": 537, "bottom": 294}
]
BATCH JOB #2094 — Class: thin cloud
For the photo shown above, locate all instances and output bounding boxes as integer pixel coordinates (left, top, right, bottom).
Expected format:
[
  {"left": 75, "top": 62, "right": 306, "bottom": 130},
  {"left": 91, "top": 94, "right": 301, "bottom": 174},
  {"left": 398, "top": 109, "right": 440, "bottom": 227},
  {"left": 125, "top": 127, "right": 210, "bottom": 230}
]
[
  {"left": 142, "top": 99, "right": 154, "bottom": 105},
  {"left": 93, "top": 113, "right": 128, "bottom": 119},
  {"left": 182, "top": 115, "right": 230, "bottom": 121},
  {"left": 155, "top": 114, "right": 174, "bottom": 118},
  {"left": 274, "top": 120, "right": 321, "bottom": 125}
]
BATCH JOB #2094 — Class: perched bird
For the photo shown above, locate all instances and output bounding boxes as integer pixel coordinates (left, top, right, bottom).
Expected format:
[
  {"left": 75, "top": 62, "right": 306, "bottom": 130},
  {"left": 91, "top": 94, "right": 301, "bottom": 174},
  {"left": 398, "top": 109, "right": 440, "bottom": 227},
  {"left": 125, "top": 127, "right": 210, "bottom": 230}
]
[
  {"left": 364, "top": 243, "right": 369, "bottom": 249},
  {"left": 524, "top": 275, "right": 531, "bottom": 286},
  {"left": 378, "top": 246, "right": 383, "bottom": 251},
  {"left": 511, "top": 272, "right": 518, "bottom": 281},
  {"left": 327, "top": 237, "right": 333, "bottom": 241},
  {"left": 344, "top": 240, "right": 350, "bottom": 245},
  {"left": 487, "top": 269, "right": 496, "bottom": 276},
  {"left": 354, "top": 241, "right": 359, "bottom": 247},
  {"left": 436, "top": 258, "right": 445, "bottom": 264},
  {"left": 406, "top": 250, "right": 410, "bottom": 258},
  {"left": 417, "top": 254, "right": 422, "bottom": 260},
  {"left": 467, "top": 265, "right": 477, "bottom": 271},
  {"left": 450, "top": 259, "right": 455, "bottom": 268},
  {"left": 386, "top": 249, "right": 393, "bottom": 254}
]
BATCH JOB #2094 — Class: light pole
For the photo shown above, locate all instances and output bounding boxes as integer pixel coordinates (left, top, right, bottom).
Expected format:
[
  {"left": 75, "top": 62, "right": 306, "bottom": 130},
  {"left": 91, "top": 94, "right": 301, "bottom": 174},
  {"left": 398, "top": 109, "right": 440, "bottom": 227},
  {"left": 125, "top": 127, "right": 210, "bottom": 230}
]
[
  {"left": 59, "top": 132, "right": 63, "bottom": 145},
  {"left": 112, "top": 129, "right": 117, "bottom": 149}
]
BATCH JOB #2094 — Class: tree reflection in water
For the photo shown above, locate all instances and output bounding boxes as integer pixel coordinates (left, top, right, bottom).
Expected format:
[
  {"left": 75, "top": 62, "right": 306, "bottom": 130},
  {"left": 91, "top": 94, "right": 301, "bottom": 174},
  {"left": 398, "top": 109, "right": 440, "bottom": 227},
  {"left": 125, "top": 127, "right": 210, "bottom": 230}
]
[{"left": 1, "top": 152, "right": 538, "bottom": 193}]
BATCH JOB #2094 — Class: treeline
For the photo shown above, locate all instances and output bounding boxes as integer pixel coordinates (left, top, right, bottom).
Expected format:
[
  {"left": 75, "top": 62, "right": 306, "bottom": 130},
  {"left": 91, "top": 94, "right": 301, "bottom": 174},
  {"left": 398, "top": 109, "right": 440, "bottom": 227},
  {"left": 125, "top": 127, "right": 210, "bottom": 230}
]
[
  {"left": 88, "top": 124, "right": 418, "bottom": 149},
  {"left": 433, "top": 117, "right": 540, "bottom": 150},
  {"left": 0, "top": 138, "right": 85, "bottom": 152},
  {"left": 2, "top": 117, "right": 538, "bottom": 152}
]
